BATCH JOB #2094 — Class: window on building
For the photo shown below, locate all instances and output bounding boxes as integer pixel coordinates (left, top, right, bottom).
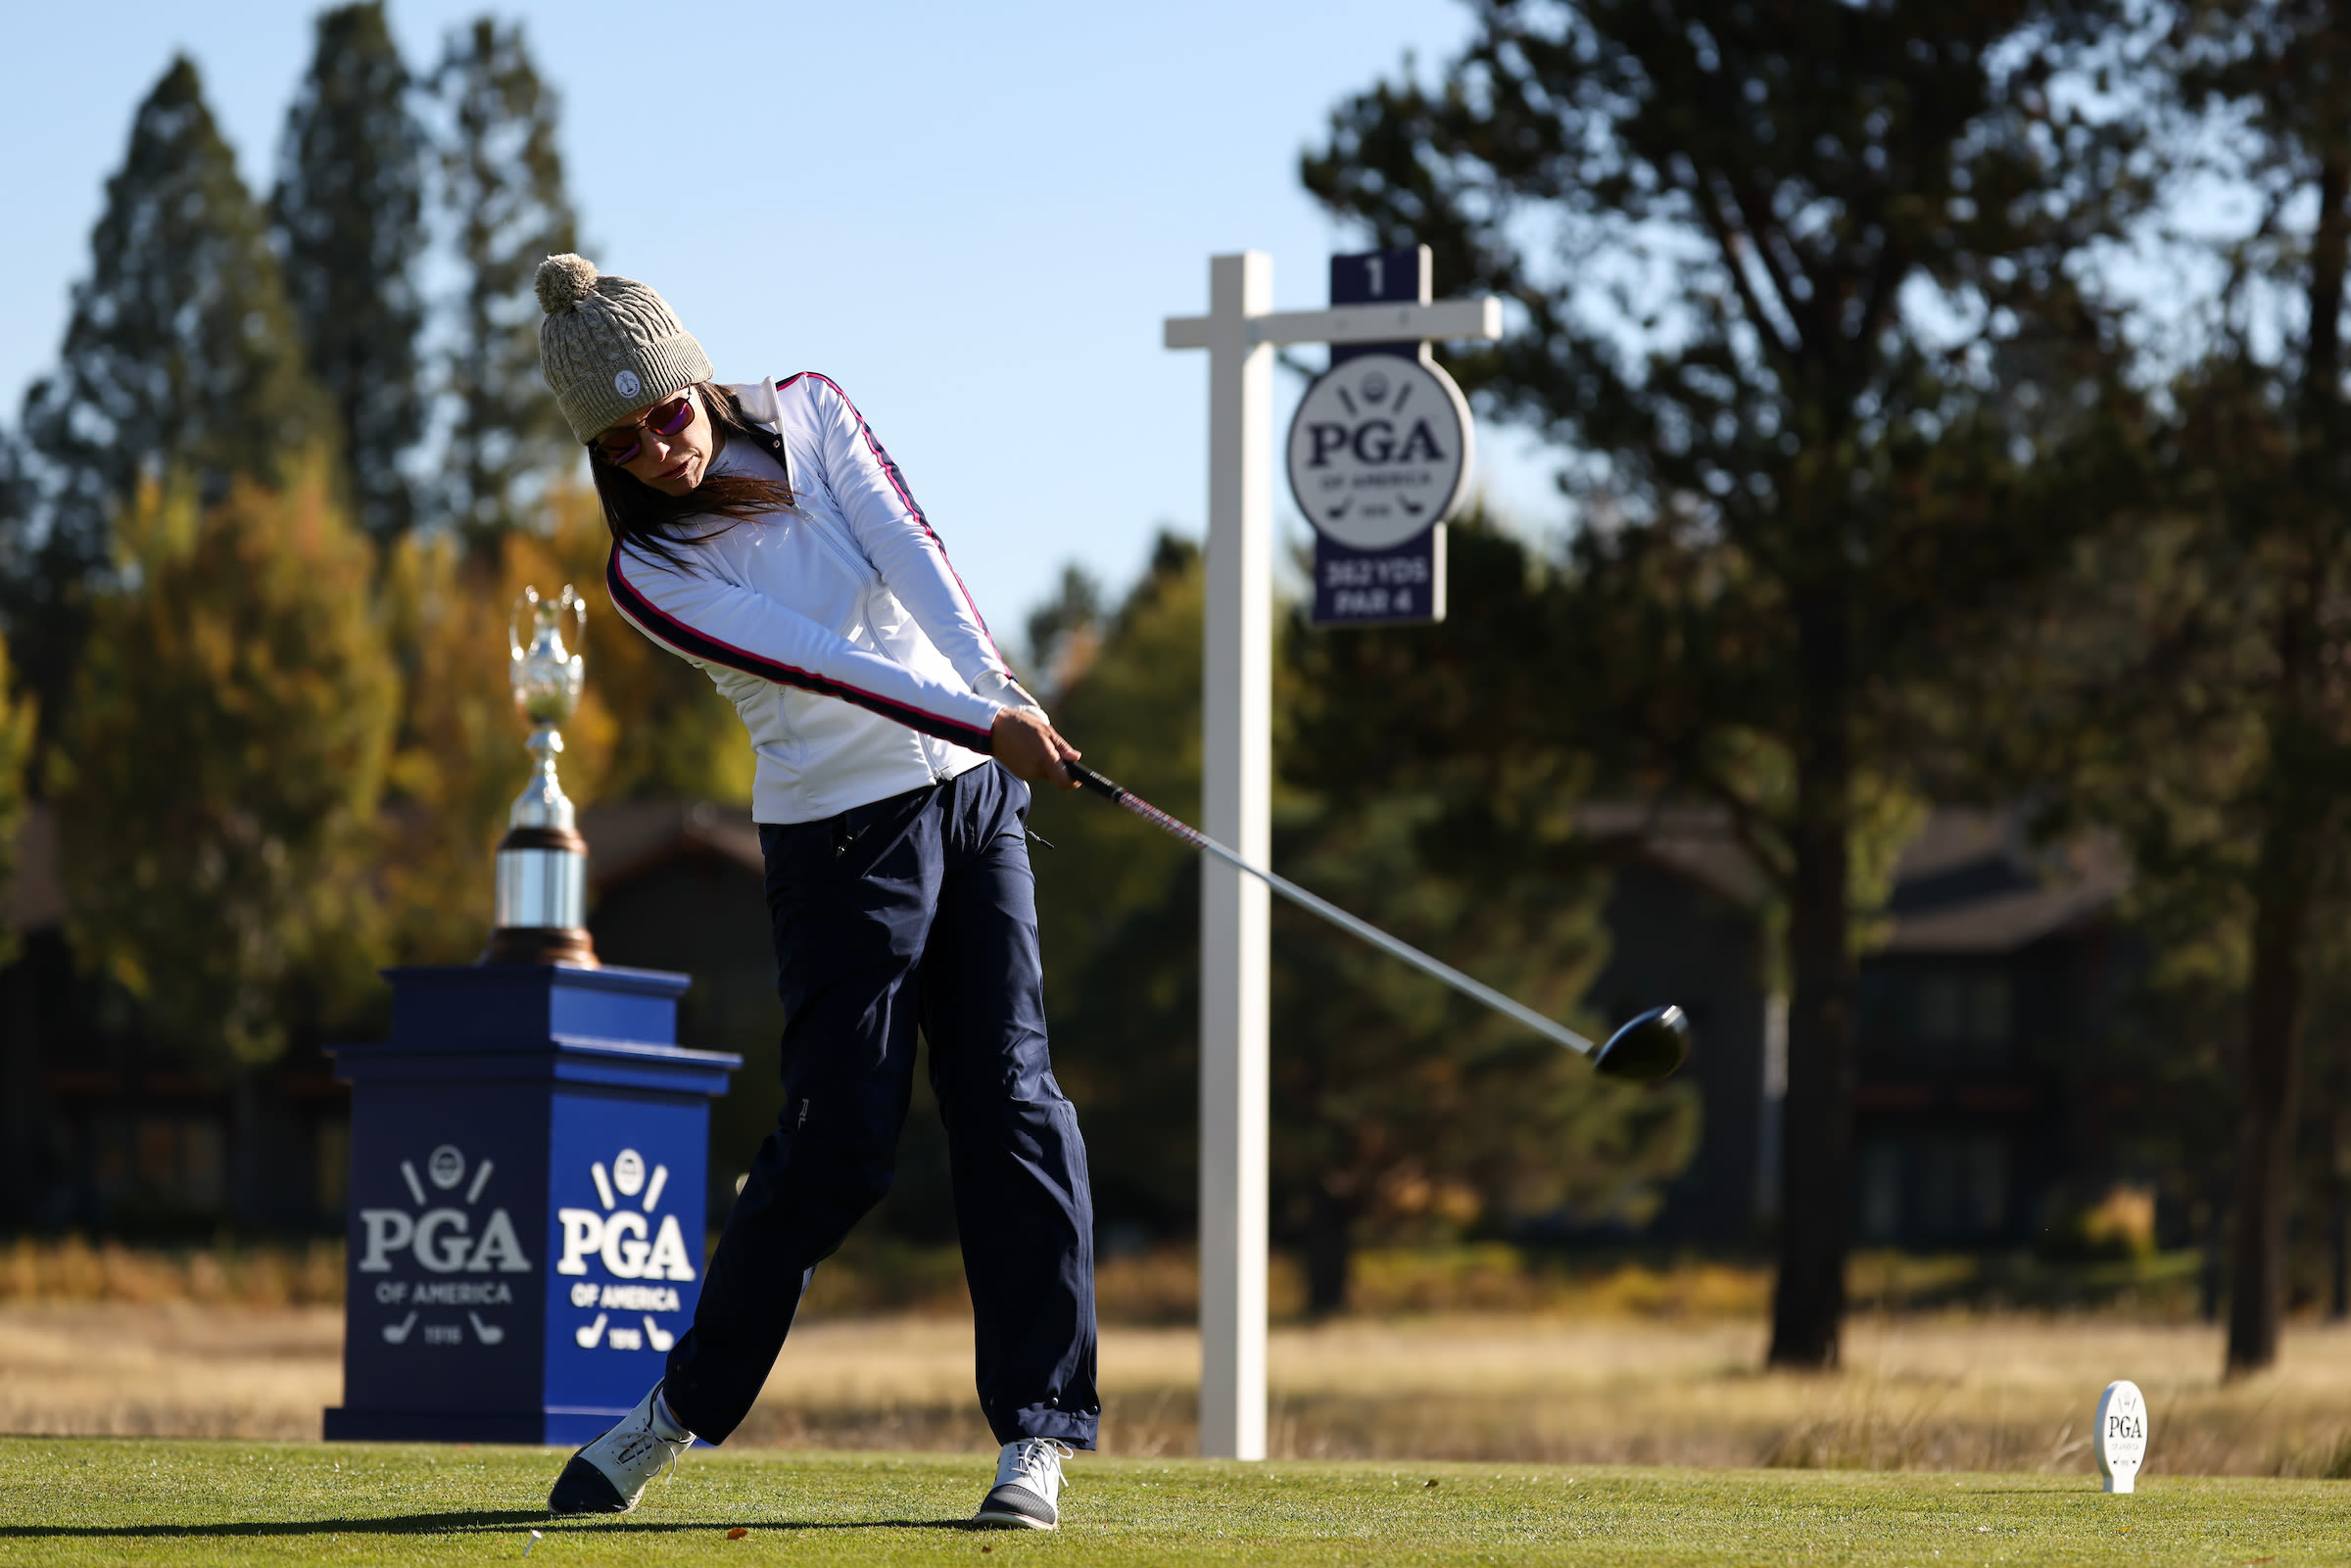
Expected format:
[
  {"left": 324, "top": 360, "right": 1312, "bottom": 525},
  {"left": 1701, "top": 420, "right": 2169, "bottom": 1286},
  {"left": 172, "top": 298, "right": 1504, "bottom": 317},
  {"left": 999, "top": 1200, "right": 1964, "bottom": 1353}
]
[
  {"left": 135, "top": 1118, "right": 177, "bottom": 1190},
  {"left": 1966, "top": 975, "right": 2011, "bottom": 1051},
  {"left": 1916, "top": 969, "right": 2012, "bottom": 1054},
  {"left": 1964, "top": 1135, "right": 2006, "bottom": 1233},
  {"left": 1859, "top": 1139, "right": 1901, "bottom": 1241},
  {"left": 180, "top": 1119, "right": 225, "bottom": 1212},
  {"left": 90, "top": 1115, "right": 130, "bottom": 1199},
  {"left": 1919, "top": 974, "right": 1962, "bottom": 1043},
  {"left": 1915, "top": 1138, "right": 1961, "bottom": 1235},
  {"left": 1855, "top": 1132, "right": 2009, "bottom": 1244},
  {"left": 1857, "top": 971, "right": 1901, "bottom": 1053},
  {"left": 122, "top": 1117, "right": 227, "bottom": 1211}
]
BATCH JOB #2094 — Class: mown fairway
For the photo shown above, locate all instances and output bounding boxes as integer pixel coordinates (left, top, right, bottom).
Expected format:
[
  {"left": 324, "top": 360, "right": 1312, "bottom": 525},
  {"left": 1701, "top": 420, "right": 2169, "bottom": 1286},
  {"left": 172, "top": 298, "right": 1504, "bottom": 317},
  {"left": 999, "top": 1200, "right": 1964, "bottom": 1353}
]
[{"left": 2, "top": 1438, "right": 2343, "bottom": 1567}]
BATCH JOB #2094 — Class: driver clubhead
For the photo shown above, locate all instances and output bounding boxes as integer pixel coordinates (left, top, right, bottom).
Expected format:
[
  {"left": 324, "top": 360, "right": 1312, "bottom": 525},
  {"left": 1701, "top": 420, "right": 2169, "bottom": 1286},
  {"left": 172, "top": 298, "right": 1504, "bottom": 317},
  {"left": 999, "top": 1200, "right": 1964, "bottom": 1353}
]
[{"left": 1591, "top": 1005, "right": 1690, "bottom": 1081}]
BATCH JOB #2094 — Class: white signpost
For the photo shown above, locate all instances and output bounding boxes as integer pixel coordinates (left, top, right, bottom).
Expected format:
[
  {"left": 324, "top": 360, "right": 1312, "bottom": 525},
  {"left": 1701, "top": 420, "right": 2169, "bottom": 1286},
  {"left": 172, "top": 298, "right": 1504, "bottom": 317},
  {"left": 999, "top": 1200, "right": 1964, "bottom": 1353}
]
[
  {"left": 2095, "top": 1379, "right": 2148, "bottom": 1493},
  {"left": 1163, "top": 252, "right": 1501, "bottom": 1459}
]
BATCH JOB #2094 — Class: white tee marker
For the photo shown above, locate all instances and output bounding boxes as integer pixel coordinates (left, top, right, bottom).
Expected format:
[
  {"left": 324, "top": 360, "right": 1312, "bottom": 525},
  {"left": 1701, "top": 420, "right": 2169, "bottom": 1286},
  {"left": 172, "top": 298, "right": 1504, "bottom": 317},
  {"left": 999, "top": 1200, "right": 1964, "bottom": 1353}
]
[
  {"left": 2095, "top": 1379, "right": 2148, "bottom": 1493},
  {"left": 1163, "top": 254, "right": 1500, "bottom": 1461}
]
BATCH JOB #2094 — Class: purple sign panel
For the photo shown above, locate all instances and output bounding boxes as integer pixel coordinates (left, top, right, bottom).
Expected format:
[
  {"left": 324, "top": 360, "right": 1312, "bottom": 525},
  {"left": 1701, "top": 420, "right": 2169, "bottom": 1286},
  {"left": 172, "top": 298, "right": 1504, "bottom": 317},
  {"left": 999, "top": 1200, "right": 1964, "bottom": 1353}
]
[
  {"left": 1314, "top": 527, "right": 1448, "bottom": 625},
  {"left": 1300, "top": 249, "right": 1475, "bottom": 628}
]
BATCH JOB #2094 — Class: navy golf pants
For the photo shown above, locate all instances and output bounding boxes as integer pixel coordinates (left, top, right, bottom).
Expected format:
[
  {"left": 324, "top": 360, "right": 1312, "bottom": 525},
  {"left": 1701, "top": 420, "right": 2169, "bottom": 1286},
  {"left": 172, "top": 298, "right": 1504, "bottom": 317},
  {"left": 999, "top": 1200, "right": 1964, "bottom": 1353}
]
[{"left": 660, "top": 763, "right": 1100, "bottom": 1449}]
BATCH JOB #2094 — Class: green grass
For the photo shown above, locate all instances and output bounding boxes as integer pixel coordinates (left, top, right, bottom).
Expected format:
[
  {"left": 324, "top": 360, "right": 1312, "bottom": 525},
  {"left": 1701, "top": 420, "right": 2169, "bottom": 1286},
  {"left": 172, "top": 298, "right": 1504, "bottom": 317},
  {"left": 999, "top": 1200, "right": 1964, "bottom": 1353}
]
[{"left": 2, "top": 1438, "right": 2343, "bottom": 1566}]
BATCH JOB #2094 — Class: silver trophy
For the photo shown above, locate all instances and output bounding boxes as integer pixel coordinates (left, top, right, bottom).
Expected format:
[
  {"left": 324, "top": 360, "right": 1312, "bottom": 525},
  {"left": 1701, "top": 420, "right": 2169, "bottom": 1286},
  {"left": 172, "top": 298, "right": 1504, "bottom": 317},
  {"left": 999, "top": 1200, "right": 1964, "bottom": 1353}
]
[{"left": 487, "top": 585, "right": 597, "bottom": 966}]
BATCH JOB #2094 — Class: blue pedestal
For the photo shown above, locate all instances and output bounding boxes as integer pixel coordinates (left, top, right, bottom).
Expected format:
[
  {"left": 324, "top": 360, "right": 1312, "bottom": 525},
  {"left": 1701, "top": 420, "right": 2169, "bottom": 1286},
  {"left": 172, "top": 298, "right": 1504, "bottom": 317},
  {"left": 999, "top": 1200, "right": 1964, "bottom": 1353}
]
[{"left": 323, "top": 964, "right": 741, "bottom": 1447}]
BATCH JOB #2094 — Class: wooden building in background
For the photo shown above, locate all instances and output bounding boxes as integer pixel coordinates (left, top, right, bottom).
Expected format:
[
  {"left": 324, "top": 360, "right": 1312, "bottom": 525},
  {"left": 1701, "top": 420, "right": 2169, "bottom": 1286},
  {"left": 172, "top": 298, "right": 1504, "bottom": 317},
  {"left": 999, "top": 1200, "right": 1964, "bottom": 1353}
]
[{"left": 1581, "top": 804, "right": 2131, "bottom": 1250}]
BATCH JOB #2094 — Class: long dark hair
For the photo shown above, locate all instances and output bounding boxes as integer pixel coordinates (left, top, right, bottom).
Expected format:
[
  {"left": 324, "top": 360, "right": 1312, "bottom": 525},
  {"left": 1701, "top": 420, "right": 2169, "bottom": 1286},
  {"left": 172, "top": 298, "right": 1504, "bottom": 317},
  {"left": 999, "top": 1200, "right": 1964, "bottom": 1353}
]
[{"left": 587, "top": 382, "right": 794, "bottom": 569}]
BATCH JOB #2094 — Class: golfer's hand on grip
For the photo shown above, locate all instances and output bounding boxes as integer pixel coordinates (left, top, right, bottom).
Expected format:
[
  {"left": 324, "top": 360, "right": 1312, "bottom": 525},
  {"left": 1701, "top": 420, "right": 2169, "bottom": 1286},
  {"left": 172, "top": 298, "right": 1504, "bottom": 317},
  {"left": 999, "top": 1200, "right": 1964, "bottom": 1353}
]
[{"left": 990, "top": 707, "right": 1080, "bottom": 789}]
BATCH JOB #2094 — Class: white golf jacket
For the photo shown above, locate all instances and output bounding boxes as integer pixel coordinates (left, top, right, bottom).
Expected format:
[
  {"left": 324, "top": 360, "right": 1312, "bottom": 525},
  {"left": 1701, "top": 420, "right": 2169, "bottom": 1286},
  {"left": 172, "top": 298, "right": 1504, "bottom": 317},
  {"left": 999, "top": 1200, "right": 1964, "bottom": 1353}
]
[{"left": 605, "top": 374, "right": 1021, "bottom": 825}]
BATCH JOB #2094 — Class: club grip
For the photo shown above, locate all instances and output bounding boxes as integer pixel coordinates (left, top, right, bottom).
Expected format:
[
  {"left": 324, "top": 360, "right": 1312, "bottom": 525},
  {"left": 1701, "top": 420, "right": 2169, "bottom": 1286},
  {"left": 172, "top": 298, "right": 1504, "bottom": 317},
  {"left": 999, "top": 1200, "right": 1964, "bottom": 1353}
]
[{"left": 1065, "top": 761, "right": 1125, "bottom": 800}]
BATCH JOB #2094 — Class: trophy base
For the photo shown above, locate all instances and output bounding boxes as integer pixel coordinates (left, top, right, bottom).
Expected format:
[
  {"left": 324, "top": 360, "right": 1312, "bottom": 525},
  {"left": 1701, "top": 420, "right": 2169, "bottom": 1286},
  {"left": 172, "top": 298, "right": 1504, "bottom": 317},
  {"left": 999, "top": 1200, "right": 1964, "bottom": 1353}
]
[{"left": 483, "top": 926, "right": 600, "bottom": 967}]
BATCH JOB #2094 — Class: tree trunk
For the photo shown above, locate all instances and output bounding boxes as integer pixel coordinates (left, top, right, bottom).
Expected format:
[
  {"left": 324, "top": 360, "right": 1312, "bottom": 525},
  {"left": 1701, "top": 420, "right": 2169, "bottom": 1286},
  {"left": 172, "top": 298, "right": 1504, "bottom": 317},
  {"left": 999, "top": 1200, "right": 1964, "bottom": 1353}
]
[
  {"left": 2330, "top": 1170, "right": 2348, "bottom": 1322},
  {"left": 1302, "top": 1184, "right": 1355, "bottom": 1317},
  {"left": 0, "top": 945, "right": 45, "bottom": 1220},
  {"left": 2200, "top": 1178, "right": 2226, "bottom": 1324},
  {"left": 2225, "top": 809, "right": 2311, "bottom": 1375},
  {"left": 1768, "top": 594, "right": 1856, "bottom": 1369},
  {"left": 2331, "top": 1100, "right": 2351, "bottom": 1320},
  {"left": 2223, "top": 137, "right": 2347, "bottom": 1376}
]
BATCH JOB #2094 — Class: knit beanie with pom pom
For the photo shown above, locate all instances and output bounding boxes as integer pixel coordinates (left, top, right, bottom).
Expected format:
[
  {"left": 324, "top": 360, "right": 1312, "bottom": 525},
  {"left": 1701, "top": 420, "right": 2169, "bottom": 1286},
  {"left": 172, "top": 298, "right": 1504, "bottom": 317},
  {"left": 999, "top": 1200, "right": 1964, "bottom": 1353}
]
[{"left": 534, "top": 254, "right": 714, "bottom": 442}]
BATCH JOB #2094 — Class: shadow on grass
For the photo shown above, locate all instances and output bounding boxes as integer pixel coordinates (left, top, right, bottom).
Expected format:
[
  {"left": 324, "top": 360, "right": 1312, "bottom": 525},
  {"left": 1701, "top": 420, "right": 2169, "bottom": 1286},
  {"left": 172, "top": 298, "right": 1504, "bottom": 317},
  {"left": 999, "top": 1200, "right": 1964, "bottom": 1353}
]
[{"left": 0, "top": 1512, "right": 983, "bottom": 1539}]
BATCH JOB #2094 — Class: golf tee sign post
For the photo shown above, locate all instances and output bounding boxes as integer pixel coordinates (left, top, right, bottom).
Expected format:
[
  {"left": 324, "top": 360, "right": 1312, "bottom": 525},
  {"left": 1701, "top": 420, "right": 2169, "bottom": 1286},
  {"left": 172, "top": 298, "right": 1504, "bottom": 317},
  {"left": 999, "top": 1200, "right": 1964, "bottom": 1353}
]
[
  {"left": 1164, "top": 251, "right": 1499, "bottom": 1460},
  {"left": 1295, "top": 248, "right": 1476, "bottom": 626}
]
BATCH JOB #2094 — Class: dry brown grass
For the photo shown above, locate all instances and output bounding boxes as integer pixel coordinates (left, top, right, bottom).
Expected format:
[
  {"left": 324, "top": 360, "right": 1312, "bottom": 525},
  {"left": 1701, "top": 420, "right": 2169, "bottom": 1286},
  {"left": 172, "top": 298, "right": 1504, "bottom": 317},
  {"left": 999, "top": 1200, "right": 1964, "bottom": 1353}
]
[
  {"left": 734, "top": 1312, "right": 2351, "bottom": 1476},
  {"left": 0, "top": 1236, "right": 2208, "bottom": 1322},
  {"left": 9, "top": 1299, "right": 2351, "bottom": 1477},
  {"left": 0, "top": 1303, "right": 342, "bottom": 1440},
  {"left": 0, "top": 1237, "right": 344, "bottom": 1307}
]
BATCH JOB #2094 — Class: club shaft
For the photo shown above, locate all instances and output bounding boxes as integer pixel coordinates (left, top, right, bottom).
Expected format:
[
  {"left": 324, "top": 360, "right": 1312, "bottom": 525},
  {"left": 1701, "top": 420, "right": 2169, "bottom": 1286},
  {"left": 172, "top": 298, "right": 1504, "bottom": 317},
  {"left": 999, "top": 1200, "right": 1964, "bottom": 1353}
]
[{"left": 1067, "top": 764, "right": 1597, "bottom": 1058}]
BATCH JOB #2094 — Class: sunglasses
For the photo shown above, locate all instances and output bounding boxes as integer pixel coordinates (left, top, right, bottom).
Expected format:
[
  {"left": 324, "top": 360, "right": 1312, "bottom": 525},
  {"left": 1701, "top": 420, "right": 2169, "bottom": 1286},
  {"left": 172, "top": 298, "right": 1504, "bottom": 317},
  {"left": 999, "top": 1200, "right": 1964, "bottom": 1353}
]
[{"left": 591, "top": 392, "right": 695, "bottom": 465}]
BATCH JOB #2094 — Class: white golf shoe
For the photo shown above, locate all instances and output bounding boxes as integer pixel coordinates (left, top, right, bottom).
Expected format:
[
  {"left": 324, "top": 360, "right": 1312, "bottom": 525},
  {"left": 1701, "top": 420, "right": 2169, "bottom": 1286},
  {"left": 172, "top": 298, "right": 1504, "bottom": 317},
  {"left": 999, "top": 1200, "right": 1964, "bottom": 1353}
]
[
  {"left": 547, "top": 1383, "right": 694, "bottom": 1515},
  {"left": 973, "top": 1437, "right": 1074, "bottom": 1530}
]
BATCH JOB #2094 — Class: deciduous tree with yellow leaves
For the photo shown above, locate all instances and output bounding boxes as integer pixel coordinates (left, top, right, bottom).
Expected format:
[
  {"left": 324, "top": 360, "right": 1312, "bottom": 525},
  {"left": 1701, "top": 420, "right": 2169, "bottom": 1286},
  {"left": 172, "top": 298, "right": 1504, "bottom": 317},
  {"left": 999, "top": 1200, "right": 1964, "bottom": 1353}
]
[{"left": 51, "top": 460, "right": 394, "bottom": 1066}]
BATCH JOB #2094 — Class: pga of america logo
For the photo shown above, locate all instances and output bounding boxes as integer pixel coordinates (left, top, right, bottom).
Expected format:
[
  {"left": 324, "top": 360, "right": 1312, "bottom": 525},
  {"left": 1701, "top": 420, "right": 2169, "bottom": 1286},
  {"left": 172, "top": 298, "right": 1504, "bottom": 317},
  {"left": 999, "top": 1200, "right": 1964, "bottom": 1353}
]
[
  {"left": 558, "top": 1147, "right": 695, "bottom": 1353},
  {"left": 1285, "top": 353, "right": 1473, "bottom": 550},
  {"left": 357, "top": 1144, "right": 530, "bottom": 1348}
]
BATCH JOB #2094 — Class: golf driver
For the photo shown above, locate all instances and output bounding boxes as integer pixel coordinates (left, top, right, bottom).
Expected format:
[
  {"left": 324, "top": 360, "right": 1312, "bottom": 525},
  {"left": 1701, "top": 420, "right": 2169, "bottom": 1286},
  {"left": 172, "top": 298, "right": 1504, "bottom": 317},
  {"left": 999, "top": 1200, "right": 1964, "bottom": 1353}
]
[{"left": 1065, "top": 761, "right": 1690, "bottom": 1081}]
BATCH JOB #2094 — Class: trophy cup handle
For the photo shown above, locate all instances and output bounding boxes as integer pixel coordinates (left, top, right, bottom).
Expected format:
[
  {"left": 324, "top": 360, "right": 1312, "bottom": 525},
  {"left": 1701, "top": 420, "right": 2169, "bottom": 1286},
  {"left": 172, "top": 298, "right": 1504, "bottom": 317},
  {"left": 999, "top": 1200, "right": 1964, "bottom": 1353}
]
[
  {"left": 509, "top": 586, "right": 541, "bottom": 661},
  {"left": 559, "top": 584, "right": 586, "bottom": 658}
]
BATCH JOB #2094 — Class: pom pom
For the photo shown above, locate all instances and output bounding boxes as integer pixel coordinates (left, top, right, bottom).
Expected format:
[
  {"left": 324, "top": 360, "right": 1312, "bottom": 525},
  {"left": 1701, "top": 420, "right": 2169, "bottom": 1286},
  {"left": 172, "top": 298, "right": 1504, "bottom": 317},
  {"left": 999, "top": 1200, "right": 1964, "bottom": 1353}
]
[{"left": 535, "top": 254, "right": 600, "bottom": 314}]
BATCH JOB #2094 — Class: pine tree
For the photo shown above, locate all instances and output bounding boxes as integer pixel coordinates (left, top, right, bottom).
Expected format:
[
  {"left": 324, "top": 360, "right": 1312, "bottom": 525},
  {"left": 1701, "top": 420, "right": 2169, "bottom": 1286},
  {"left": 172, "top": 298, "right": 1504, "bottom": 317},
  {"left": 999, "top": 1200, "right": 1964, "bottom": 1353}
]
[
  {"left": 1274, "top": 518, "right": 1698, "bottom": 1308},
  {"left": 0, "top": 431, "right": 33, "bottom": 627},
  {"left": 2170, "top": 0, "right": 2351, "bottom": 1382},
  {"left": 436, "top": 18, "right": 581, "bottom": 549},
  {"left": 1304, "top": 0, "right": 2145, "bottom": 1365},
  {"left": 1025, "top": 539, "right": 1210, "bottom": 1238},
  {"left": 1025, "top": 531, "right": 1693, "bottom": 1304},
  {"left": 272, "top": 1, "right": 431, "bottom": 544},
  {"left": 1972, "top": 0, "right": 2351, "bottom": 1377},
  {"left": 0, "top": 628, "right": 34, "bottom": 971},
  {"left": 11, "top": 56, "right": 328, "bottom": 724}
]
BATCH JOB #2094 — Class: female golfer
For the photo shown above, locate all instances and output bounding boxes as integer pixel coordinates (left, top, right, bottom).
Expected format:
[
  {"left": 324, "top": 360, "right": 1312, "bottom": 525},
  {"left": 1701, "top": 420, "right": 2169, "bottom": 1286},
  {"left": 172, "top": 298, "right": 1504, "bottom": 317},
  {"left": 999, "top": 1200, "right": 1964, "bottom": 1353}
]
[{"left": 532, "top": 255, "right": 1096, "bottom": 1530}]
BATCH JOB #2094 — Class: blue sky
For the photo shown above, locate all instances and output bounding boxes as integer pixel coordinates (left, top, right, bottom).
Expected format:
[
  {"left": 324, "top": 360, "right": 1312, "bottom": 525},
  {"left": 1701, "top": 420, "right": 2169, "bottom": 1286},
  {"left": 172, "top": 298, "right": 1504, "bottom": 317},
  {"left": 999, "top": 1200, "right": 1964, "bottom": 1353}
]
[{"left": 8, "top": 0, "right": 1568, "bottom": 646}]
